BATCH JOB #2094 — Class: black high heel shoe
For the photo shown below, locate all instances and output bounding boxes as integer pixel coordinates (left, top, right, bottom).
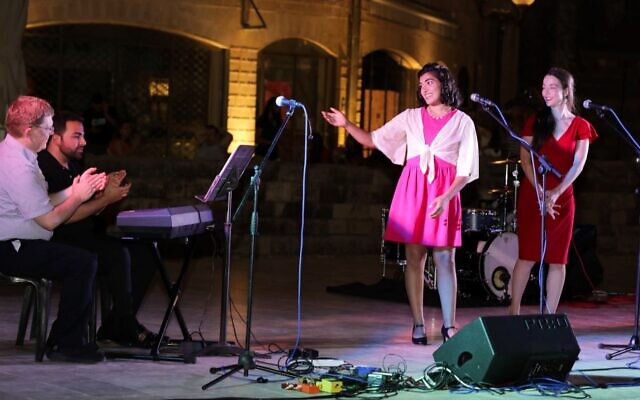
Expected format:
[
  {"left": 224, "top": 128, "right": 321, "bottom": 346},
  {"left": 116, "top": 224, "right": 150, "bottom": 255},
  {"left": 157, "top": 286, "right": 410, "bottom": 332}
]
[
  {"left": 441, "top": 325, "right": 456, "bottom": 343},
  {"left": 412, "top": 324, "right": 428, "bottom": 345}
]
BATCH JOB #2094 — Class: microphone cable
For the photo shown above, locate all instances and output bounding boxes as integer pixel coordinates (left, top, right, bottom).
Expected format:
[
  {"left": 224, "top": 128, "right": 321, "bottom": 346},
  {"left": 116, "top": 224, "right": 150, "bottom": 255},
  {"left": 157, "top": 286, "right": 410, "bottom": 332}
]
[{"left": 283, "top": 103, "right": 312, "bottom": 368}]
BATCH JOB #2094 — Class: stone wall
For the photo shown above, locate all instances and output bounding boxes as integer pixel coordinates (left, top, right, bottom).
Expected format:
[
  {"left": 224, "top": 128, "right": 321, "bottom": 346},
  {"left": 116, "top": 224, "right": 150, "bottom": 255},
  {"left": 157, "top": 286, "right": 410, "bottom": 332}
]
[
  {"left": 574, "top": 159, "right": 640, "bottom": 293},
  {"left": 91, "top": 153, "right": 639, "bottom": 293},
  {"left": 26, "top": 0, "right": 514, "bottom": 147},
  {"left": 91, "top": 154, "right": 400, "bottom": 258}
]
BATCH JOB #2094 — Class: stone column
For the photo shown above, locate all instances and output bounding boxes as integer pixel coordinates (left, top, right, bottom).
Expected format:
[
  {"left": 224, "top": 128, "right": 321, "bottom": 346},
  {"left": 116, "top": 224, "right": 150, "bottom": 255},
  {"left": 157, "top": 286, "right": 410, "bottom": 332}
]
[
  {"left": 227, "top": 46, "right": 258, "bottom": 151},
  {"left": 344, "top": 0, "right": 361, "bottom": 137}
]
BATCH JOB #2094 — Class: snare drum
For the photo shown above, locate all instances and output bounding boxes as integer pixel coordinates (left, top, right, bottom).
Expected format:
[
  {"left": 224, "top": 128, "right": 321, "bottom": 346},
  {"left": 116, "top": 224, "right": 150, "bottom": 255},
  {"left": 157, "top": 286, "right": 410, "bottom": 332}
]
[
  {"left": 462, "top": 208, "right": 498, "bottom": 232},
  {"left": 456, "top": 231, "right": 519, "bottom": 301}
]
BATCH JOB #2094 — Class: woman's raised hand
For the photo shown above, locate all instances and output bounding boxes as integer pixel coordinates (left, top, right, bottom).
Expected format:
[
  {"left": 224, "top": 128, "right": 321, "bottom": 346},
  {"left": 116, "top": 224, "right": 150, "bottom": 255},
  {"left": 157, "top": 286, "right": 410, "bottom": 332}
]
[{"left": 321, "top": 107, "right": 348, "bottom": 128}]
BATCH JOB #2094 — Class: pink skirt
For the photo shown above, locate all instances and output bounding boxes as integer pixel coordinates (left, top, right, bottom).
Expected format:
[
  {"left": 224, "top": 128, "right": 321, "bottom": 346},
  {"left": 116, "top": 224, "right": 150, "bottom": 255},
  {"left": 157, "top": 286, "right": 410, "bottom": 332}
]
[{"left": 384, "top": 156, "right": 462, "bottom": 247}]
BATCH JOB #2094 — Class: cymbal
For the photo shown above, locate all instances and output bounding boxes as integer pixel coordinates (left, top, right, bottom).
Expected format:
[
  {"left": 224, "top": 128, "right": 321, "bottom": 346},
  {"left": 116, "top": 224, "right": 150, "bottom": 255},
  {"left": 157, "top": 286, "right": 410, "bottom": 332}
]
[
  {"left": 490, "top": 158, "right": 520, "bottom": 165},
  {"left": 487, "top": 188, "right": 513, "bottom": 195}
]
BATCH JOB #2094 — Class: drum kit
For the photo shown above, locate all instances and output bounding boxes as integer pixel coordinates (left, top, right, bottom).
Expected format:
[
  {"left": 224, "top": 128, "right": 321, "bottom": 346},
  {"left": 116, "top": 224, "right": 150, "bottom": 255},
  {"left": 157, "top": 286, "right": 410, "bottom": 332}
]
[{"left": 380, "top": 156, "right": 522, "bottom": 304}]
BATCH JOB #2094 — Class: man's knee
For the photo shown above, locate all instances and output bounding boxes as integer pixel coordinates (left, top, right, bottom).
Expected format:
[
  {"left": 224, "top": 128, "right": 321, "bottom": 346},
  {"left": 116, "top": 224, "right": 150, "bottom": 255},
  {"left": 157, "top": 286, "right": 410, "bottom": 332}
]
[
  {"left": 97, "top": 240, "right": 129, "bottom": 271},
  {"left": 73, "top": 248, "right": 98, "bottom": 281}
]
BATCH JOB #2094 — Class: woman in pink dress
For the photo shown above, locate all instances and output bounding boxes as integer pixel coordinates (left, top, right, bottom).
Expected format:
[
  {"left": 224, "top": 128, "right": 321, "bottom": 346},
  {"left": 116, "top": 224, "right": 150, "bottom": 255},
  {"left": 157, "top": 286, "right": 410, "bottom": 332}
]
[
  {"left": 509, "top": 67, "right": 597, "bottom": 315},
  {"left": 322, "top": 63, "right": 479, "bottom": 344}
]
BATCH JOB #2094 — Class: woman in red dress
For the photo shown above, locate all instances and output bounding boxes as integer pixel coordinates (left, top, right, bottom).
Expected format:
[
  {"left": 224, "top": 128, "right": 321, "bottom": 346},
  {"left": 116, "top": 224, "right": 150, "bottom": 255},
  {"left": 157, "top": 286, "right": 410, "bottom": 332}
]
[{"left": 509, "top": 67, "right": 598, "bottom": 315}]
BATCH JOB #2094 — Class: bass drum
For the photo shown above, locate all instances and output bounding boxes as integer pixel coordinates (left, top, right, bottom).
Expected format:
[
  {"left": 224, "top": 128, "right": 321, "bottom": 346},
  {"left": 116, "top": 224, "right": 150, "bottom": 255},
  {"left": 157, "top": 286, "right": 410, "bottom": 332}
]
[{"left": 456, "top": 232, "right": 519, "bottom": 301}]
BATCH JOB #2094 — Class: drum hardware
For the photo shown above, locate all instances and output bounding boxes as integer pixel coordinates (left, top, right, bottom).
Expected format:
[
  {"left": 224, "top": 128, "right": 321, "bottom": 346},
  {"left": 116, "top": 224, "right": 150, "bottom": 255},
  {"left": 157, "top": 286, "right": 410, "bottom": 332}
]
[
  {"left": 462, "top": 208, "right": 498, "bottom": 232},
  {"left": 487, "top": 188, "right": 513, "bottom": 195},
  {"left": 424, "top": 254, "right": 437, "bottom": 291},
  {"left": 380, "top": 207, "right": 436, "bottom": 290},
  {"left": 380, "top": 207, "right": 388, "bottom": 276},
  {"left": 380, "top": 208, "right": 405, "bottom": 277},
  {"left": 510, "top": 169, "right": 520, "bottom": 232},
  {"left": 489, "top": 157, "right": 521, "bottom": 165},
  {"left": 486, "top": 155, "right": 521, "bottom": 233}
]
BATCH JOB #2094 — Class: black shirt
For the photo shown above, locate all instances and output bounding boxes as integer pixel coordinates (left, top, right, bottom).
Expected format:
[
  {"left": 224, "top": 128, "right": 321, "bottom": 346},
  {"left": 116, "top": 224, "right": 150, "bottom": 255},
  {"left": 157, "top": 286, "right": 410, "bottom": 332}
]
[{"left": 37, "top": 150, "right": 95, "bottom": 240}]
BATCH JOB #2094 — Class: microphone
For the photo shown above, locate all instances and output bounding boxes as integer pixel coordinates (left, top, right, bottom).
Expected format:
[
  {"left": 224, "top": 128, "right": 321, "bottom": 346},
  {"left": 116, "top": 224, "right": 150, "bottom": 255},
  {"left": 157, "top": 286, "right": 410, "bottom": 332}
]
[
  {"left": 275, "top": 96, "right": 302, "bottom": 108},
  {"left": 582, "top": 99, "right": 610, "bottom": 112},
  {"left": 470, "top": 93, "right": 496, "bottom": 107}
]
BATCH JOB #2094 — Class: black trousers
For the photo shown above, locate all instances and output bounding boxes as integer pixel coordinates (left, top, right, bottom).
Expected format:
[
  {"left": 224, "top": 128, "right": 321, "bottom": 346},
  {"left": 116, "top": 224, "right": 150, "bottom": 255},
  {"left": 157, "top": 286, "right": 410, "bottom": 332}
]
[
  {"left": 52, "top": 233, "right": 156, "bottom": 321},
  {"left": 0, "top": 240, "right": 97, "bottom": 348}
]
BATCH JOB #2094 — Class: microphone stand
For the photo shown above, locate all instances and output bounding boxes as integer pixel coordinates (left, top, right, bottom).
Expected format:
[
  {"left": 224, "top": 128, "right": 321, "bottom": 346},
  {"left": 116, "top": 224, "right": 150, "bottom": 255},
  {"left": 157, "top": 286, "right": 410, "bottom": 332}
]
[
  {"left": 592, "top": 106, "right": 640, "bottom": 359},
  {"left": 202, "top": 104, "right": 299, "bottom": 390},
  {"left": 476, "top": 100, "right": 561, "bottom": 314}
]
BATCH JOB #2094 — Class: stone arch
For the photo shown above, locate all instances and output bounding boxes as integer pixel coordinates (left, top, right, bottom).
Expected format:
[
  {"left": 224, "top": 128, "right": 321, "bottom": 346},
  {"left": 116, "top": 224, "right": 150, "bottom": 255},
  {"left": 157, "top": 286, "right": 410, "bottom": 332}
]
[
  {"left": 360, "top": 49, "right": 420, "bottom": 130},
  {"left": 256, "top": 38, "right": 338, "bottom": 161},
  {"left": 260, "top": 37, "right": 338, "bottom": 59},
  {"left": 27, "top": 21, "right": 229, "bottom": 51},
  {"left": 26, "top": 0, "right": 248, "bottom": 49},
  {"left": 366, "top": 48, "right": 422, "bottom": 71},
  {"left": 23, "top": 23, "right": 229, "bottom": 158}
]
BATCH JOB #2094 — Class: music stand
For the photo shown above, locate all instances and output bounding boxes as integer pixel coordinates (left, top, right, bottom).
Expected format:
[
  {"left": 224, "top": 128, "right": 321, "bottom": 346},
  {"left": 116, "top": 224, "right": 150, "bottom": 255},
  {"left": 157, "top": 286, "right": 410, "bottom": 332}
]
[
  {"left": 196, "top": 145, "right": 255, "bottom": 356},
  {"left": 202, "top": 104, "right": 301, "bottom": 390}
]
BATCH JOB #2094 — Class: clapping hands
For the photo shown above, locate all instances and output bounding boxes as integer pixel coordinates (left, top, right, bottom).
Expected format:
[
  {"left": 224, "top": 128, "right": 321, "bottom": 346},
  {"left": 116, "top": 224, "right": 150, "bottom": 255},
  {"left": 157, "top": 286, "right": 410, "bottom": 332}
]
[
  {"left": 96, "top": 170, "right": 131, "bottom": 205},
  {"left": 72, "top": 167, "right": 107, "bottom": 202}
]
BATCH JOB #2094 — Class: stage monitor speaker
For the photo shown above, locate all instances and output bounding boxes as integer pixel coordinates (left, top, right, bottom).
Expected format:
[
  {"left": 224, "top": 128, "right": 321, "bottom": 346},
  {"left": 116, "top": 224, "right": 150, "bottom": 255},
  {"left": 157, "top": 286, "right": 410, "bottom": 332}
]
[{"left": 433, "top": 314, "right": 580, "bottom": 386}]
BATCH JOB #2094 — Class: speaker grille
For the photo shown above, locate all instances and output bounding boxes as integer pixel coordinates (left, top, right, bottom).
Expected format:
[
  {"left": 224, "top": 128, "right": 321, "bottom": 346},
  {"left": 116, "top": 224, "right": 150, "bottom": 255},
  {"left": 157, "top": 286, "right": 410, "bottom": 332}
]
[{"left": 433, "top": 314, "right": 580, "bottom": 386}]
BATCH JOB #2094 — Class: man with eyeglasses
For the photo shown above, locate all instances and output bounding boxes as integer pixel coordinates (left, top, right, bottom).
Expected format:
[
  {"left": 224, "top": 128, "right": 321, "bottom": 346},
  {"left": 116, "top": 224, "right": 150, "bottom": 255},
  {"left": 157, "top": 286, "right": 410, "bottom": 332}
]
[{"left": 0, "top": 96, "right": 107, "bottom": 363}]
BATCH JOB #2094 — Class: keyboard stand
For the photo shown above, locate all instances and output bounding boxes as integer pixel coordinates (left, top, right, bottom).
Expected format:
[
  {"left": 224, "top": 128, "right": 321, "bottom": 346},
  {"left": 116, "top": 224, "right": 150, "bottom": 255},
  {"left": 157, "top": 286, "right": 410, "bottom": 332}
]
[{"left": 104, "top": 235, "right": 200, "bottom": 363}]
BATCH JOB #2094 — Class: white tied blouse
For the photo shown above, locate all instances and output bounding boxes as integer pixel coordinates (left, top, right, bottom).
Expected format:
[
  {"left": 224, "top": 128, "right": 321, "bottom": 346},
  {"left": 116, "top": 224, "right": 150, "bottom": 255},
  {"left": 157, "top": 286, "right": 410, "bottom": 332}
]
[{"left": 371, "top": 108, "right": 479, "bottom": 184}]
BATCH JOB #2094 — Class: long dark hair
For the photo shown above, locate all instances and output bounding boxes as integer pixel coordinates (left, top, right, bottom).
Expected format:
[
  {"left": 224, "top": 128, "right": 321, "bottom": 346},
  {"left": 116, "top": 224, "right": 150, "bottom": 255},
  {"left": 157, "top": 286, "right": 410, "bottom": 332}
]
[
  {"left": 415, "top": 63, "right": 462, "bottom": 108},
  {"left": 532, "top": 67, "right": 576, "bottom": 150}
]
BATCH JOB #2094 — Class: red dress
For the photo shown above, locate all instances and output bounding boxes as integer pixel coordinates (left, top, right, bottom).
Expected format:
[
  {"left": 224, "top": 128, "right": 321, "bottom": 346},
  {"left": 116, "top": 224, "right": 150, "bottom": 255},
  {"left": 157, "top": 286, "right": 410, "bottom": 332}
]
[{"left": 517, "top": 116, "right": 598, "bottom": 264}]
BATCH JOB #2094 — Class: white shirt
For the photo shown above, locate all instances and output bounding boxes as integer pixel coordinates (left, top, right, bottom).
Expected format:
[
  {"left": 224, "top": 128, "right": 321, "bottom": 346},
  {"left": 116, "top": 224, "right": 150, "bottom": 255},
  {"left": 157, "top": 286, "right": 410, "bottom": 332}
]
[
  {"left": 0, "top": 134, "right": 53, "bottom": 241},
  {"left": 371, "top": 108, "right": 479, "bottom": 184}
]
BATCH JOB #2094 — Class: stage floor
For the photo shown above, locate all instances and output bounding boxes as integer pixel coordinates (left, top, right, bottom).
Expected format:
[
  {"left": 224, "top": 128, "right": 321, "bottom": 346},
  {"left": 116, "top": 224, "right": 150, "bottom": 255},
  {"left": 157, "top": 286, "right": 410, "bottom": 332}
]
[{"left": 1, "top": 254, "right": 639, "bottom": 399}]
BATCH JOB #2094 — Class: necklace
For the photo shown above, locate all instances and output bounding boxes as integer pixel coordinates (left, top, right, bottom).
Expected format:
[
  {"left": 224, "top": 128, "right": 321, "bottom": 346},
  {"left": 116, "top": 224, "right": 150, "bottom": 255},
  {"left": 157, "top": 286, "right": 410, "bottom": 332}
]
[{"left": 427, "top": 106, "right": 451, "bottom": 120}]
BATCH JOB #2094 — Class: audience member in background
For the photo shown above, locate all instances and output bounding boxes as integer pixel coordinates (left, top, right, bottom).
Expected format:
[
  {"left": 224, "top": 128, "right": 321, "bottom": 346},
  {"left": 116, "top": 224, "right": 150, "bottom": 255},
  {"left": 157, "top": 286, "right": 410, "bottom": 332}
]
[
  {"left": 255, "top": 96, "right": 282, "bottom": 160},
  {"left": 83, "top": 93, "right": 118, "bottom": 155},
  {"left": 0, "top": 96, "right": 106, "bottom": 363},
  {"left": 107, "top": 120, "right": 139, "bottom": 156},
  {"left": 38, "top": 110, "right": 159, "bottom": 348},
  {"left": 195, "top": 123, "right": 233, "bottom": 162}
]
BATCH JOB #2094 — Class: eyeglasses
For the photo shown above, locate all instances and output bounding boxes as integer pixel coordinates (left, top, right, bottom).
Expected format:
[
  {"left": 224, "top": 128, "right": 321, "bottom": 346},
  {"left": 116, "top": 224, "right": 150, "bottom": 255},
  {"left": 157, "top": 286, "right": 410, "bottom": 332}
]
[{"left": 31, "top": 125, "right": 54, "bottom": 134}]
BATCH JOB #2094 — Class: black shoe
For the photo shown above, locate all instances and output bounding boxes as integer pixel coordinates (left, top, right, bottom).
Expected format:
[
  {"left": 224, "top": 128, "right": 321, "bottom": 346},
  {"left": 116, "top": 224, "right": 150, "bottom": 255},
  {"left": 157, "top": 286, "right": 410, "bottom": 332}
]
[
  {"left": 441, "top": 325, "right": 456, "bottom": 343},
  {"left": 96, "top": 325, "right": 113, "bottom": 342},
  {"left": 411, "top": 324, "right": 428, "bottom": 345},
  {"left": 98, "top": 322, "right": 163, "bottom": 349},
  {"left": 46, "top": 342, "right": 104, "bottom": 363},
  {"left": 98, "top": 315, "right": 159, "bottom": 348},
  {"left": 134, "top": 324, "right": 166, "bottom": 348}
]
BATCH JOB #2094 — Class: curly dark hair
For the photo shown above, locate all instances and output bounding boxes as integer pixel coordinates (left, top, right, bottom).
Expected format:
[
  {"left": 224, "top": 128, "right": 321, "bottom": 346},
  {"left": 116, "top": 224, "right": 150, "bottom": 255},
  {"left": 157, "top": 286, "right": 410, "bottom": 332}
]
[
  {"left": 532, "top": 67, "right": 576, "bottom": 150},
  {"left": 53, "top": 111, "right": 84, "bottom": 135},
  {"left": 416, "top": 63, "right": 462, "bottom": 108}
]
